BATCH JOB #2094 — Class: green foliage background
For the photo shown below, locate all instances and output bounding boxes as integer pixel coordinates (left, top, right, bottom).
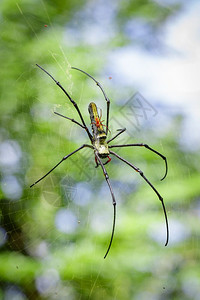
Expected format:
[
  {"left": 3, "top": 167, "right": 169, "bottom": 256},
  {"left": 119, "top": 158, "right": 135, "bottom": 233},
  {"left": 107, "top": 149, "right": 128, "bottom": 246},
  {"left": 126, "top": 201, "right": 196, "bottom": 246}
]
[{"left": 0, "top": 0, "right": 200, "bottom": 299}]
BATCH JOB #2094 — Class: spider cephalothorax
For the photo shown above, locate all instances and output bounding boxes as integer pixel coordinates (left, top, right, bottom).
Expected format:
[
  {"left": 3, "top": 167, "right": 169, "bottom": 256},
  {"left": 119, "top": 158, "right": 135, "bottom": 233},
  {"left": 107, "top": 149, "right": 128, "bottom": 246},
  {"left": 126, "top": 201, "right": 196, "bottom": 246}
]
[{"left": 30, "top": 64, "right": 169, "bottom": 258}]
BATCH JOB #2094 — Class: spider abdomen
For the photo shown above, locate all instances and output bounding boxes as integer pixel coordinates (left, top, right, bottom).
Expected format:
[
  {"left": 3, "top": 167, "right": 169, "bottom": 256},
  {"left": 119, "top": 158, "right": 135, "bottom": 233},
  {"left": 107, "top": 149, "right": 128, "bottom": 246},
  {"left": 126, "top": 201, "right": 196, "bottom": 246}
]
[{"left": 88, "top": 102, "right": 106, "bottom": 139}]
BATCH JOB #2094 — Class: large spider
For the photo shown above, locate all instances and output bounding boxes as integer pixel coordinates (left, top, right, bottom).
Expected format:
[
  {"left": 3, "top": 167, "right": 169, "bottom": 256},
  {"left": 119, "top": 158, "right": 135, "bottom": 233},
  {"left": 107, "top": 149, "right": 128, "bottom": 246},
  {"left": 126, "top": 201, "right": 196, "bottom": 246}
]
[{"left": 30, "top": 64, "right": 169, "bottom": 258}]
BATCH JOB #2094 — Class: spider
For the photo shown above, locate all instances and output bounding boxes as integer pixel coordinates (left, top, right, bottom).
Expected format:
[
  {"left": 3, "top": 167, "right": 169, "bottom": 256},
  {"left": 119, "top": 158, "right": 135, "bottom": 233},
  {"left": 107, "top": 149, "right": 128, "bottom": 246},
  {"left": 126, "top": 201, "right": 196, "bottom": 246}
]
[{"left": 30, "top": 64, "right": 169, "bottom": 258}]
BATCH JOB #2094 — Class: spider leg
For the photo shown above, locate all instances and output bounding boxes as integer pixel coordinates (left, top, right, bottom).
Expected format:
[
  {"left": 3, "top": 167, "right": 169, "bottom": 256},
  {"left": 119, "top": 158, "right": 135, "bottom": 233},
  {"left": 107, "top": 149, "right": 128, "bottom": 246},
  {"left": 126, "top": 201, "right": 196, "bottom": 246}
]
[
  {"left": 103, "top": 155, "right": 111, "bottom": 166},
  {"left": 30, "top": 144, "right": 93, "bottom": 188},
  {"left": 109, "top": 150, "right": 169, "bottom": 246},
  {"left": 95, "top": 155, "right": 111, "bottom": 168},
  {"left": 109, "top": 143, "right": 168, "bottom": 180},
  {"left": 95, "top": 156, "right": 99, "bottom": 168},
  {"left": 95, "top": 152, "right": 116, "bottom": 259},
  {"left": 36, "top": 64, "right": 93, "bottom": 142},
  {"left": 107, "top": 128, "right": 126, "bottom": 144},
  {"left": 54, "top": 112, "right": 91, "bottom": 136},
  {"left": 72, "top": 67, "right": 110, "bottom": 135}
]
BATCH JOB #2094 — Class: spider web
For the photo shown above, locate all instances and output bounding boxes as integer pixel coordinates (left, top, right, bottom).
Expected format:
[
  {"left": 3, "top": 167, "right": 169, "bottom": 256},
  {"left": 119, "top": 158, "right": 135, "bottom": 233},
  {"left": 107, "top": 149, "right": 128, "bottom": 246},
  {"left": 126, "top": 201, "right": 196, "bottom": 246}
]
[
  {"left": 1, "top": 1, "right": 200, "bottom": 299},
  {"left": 0, "top": 14, "right": 175, "bottom": 297},
  {"left": 0, "top": 3, "right": 132, "bottom": 298}
]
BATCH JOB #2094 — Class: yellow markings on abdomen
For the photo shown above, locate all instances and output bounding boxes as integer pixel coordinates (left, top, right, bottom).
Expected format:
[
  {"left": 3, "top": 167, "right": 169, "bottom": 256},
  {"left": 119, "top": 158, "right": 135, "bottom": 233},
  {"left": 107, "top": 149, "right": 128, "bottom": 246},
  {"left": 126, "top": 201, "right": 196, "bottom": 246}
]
[{"left": 89, "top": 102, "right": 104, "bottom": 131}]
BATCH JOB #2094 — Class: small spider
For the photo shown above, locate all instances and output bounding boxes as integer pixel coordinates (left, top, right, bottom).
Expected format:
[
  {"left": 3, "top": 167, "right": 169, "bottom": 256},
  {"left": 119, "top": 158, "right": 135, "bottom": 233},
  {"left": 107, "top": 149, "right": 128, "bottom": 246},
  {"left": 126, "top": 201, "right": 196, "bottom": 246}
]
[{"left": 30, "top": 64, "right": 169, "bottom": 258}]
